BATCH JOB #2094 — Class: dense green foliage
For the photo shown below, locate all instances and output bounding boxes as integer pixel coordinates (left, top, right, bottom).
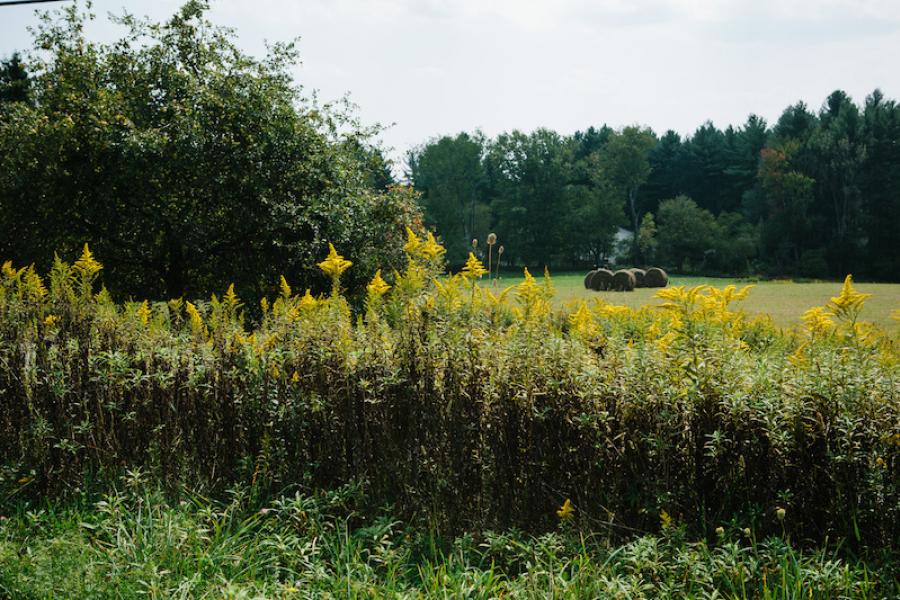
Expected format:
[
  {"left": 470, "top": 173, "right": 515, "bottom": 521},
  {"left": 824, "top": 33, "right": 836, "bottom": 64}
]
[
  {"left": 2, "top": 482, "right": 896, "bottom": 598},
  {"left": 0, "top": 2, "right": 418, "bottom": 301},
  {"left": 2, "top": 245, "right": 897, "bottom": 551},
  {"left": 409, "top": 95, "right": 900, "bottom": 280}
]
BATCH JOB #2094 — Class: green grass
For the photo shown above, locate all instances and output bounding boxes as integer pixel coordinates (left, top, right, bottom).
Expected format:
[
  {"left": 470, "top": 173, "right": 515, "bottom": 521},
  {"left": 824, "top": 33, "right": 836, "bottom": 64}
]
[
  {"left": 1, "top": 483, "right": 896, "bottom": 599},
  {"left": 482, "top": 272, "right": 900, "bottom": 328}
]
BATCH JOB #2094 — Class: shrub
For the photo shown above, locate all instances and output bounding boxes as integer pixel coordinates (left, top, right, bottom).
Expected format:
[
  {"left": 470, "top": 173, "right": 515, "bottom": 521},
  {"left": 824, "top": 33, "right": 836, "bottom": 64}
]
[{"left": 0, "top": 3, "right": 419, "bottom": 301}]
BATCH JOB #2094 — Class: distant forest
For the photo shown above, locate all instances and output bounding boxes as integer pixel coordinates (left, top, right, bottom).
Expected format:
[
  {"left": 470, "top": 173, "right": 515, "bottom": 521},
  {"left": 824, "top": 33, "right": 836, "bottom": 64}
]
[
  {"left": 407, "top": 90, "right": 900, "bottom": 280},
  {"left": 3, "top": 38, "right": 898, "bottom": 283}
]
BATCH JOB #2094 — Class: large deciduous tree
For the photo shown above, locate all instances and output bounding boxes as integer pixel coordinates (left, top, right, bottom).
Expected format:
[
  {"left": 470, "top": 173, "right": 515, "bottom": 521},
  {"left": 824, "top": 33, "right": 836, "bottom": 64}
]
[
  {"left": 486, "top": 129, "right": 571, "bottom": 268},
  {"left": 0, "top": 1, "right": 420, "bottom": 300},
  {"left": 406, "top": 132, "right": 487, "bottom": 265},
  {"left": 591, "top": 126, "right": 656, "bottom": 260}
]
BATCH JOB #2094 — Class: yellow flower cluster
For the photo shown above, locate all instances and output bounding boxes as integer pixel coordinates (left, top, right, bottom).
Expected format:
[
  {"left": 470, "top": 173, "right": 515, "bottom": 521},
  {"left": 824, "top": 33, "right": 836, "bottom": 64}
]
[
  {"left": 279, "top": 275, "right": 292, "bottom": 298},
  {"left": 795, "top": 275, "right": 875, "bottom": 345},
  {"left": 568, "top": 302, "right": 595, "bottom": 338},
  {"left": 556, "top": 498, "right": 574, "bottom": 520},
  {"left": 298, "top": 289, "right": 317, "bottom": 310},
  {"left": 223, "top": 283, "right": 241, "bottom": 311},
  {"left": 137, "top": 300, "right": 151, "bottom": 326},
  {"left": 367, "top": 270, "right": 391, "bottom": 297},
  {"left": 318, "top": 244, "right": 352, "bottom": 280},
  {"left": 185, "top": 301, "right": 205, "bottom": 336},
  {"left": 404, "top": 227, "right": 445, "bottom": 263},
  {"left": 801, "top": 306, "right": 834, "bottom": 336},
  {"left": 73, "top": 243, "right": 103, "bottom": 277},
  {"left": 461, "top": 253, "right": 487, "bottom": 280},
  {"left": 827, "top": 275, "right": 871, "bottom": 320},
  {"left": 656, "top": 283, "right": 753, "bottom": 319}
]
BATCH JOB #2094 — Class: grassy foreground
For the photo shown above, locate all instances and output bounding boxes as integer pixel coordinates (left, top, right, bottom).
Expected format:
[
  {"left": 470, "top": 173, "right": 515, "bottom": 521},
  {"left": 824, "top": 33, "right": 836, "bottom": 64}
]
[
  {"left": 1, "top": 483, "right": 896, "bottom": 599},
  {"left": 483, "top": 273, "right": 900, "bottom": 328}
]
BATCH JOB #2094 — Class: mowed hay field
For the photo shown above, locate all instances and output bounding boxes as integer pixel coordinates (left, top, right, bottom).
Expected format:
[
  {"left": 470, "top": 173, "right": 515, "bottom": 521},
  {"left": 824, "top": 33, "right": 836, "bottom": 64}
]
[{"left": 483, "top": 272, "right": 900, "bottom": 328}]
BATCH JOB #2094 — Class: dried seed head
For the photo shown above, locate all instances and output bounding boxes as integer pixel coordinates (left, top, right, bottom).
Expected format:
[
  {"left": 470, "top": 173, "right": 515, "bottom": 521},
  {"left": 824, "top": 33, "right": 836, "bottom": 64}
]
[
  {"left": 498, "top": 245, "right": 505, "bottom": 255},
  {"left": 472, "top": 238, "right": 478, "bottom": 249},
  {"left": 487, "top": 233, "right": 497, "bottom": 245}
]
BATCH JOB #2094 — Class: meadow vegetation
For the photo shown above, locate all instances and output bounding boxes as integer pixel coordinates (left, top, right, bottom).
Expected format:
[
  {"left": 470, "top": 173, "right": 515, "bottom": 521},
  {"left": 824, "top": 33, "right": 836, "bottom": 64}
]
[
  {"left": 1, "top": 239, "right": 898, "bottom": 596},
  {"left": 484, "top": 272, "right": 900, "bottom": 329}
]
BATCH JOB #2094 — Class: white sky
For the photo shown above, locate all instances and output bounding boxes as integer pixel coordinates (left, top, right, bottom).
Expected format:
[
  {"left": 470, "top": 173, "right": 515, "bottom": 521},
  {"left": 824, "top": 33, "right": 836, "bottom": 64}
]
[{"left": 2, "top": 0, "right": 899, "bottom": 164}]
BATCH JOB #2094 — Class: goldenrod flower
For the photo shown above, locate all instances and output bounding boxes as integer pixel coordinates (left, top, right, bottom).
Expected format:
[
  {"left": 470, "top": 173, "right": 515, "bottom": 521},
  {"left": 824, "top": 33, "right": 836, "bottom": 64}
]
[
  {"left": 597, "top": 304, "right": 631, "bottom": 319},
  {"left": 788, "top": 341, "right": 809, "bottom": 366},
  {"left": 43, "top": 314, "right": 59, "bottom": 327},
  {"left": 655, "top": 331, "right": 677, "bottom": 354},
  {"left": 318, "top": 243, "right": 352, "bottom": 279},
  {"left": 715, "top": 526, "right": 725, "bottom": 537},
  {"left": 483, "top": 285, "right": 513, "bottom": 308},
  {"left": 136, "top": 301, "right": 151, "bottom": 326},
  {"left": 403, "top": 227, "right": 422, "bottom": 255},
  {"left": 568, "top": 303, "right": 595, "bottom": 337},
  {"left": 73, "top": 243, "right": 103, "bottom": 276},
  {"left": 185, "top": 302, "right": 205, "bottom": 336},
  {"left": 556, "top": 498, "right": 574, "bottom": 520},
  {"left": 828, "top": 275, "right": 871, "bottom": 317},
  {"left": 420, "top": 232, "right": 445, "bottom": 261},
  {"left": 291, "top": 370, "right": 300, "bottom": 384},
  {"left": 298, "top": 289, "right": 317, "bottom": 310},
  {"left": 367, "top": 269, "right": 391, "bottom": 297},
  {"left": 461, "top": 253, "right": 487, "bottom": 279},
  {"left": 801, "top": 306, "right": 834, "bottom": 336},
  {"left": 775, "top": 507, "right": 786, "bottom": 521},
  {"left": 23, "top": 267, "right": 47, "bottom": 301},
  {"left": 655, "top": 285, "right": 687, "bottom": 310},
  {"left": 659, "top": 509, "right": 673, "bottom": 530},
  {"left": 223, "top": 283, "right": 241, "bottom": 310},
  {"left": 517, "top": 268, "right": 540, "bottom": 304},
  {"left": 279, "top": 275, "right": 292, "bottom": 298},
  {"left": 1, "top": 260, "right": 17, "bottom": 279}
]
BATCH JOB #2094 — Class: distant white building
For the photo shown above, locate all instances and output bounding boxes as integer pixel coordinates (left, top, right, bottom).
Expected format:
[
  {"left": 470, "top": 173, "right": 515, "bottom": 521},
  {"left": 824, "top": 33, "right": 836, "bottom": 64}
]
[{"left": 612, "top": 228, "right": 633, "bottom": 262}]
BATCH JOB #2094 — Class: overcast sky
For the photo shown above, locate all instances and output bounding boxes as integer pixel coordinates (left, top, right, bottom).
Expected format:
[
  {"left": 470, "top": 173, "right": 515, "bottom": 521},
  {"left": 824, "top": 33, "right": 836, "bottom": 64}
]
[{"left": 2, "top": 0, "right": 899, "bottom": 164}]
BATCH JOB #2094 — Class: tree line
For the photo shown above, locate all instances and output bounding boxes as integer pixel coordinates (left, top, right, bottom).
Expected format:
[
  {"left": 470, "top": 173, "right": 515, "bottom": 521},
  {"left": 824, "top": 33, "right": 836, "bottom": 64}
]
[
  {"left": 407, "top": 92, "right": 900, "bottom": 280},
  {"left": 3, "top": 2, "right": 898, "bottom": 294}
]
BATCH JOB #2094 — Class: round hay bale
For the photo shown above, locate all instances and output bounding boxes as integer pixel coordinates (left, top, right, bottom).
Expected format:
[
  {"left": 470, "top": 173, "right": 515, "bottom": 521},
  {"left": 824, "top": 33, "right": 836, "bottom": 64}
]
[
  {"left": 612, "top": 269, "right": 636, "bottom": 291},
  {"left": 584, "top": 270, "right": 598, "bottom": 289},
  {"left": 590, "top": 268, "right": 614, "bottom": 291},
  {"left": 644, "top": 267, "right": 669, "bottom": 288},
  {"left": 630, "top": 268, "right": 647, "bottom": 288}
]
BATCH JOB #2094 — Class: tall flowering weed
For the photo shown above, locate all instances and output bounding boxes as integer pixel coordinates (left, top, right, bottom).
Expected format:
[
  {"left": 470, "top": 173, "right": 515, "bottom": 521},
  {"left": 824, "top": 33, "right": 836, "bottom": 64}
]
[{"left": 0, "top": 245, "right": 896, "bottom": 548}]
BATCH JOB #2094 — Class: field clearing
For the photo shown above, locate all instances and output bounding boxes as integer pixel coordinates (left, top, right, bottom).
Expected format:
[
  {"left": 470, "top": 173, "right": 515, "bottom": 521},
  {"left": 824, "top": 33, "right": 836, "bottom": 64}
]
[{"left": 482, "top": 272, "right": 900, "bottom": 328}]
